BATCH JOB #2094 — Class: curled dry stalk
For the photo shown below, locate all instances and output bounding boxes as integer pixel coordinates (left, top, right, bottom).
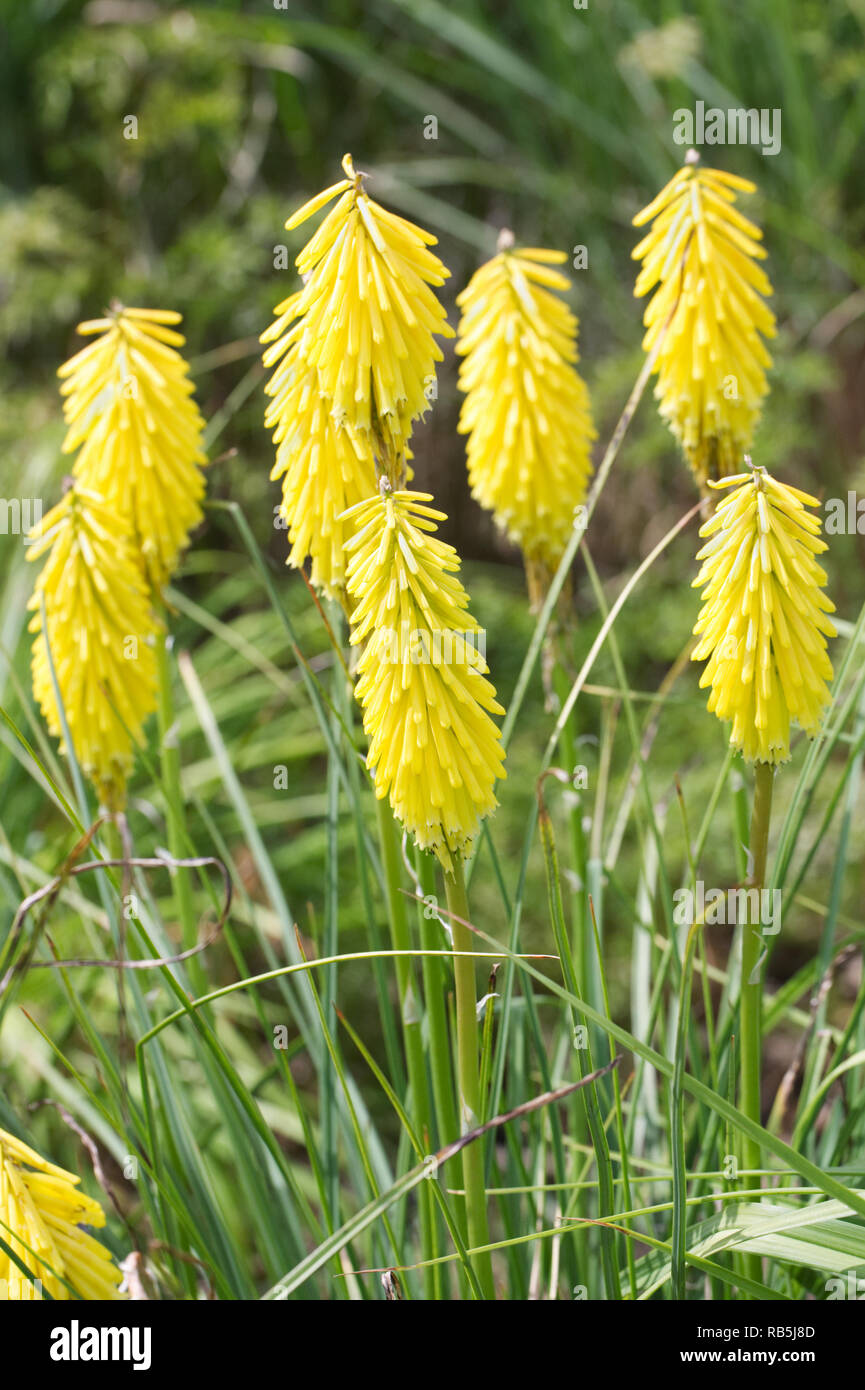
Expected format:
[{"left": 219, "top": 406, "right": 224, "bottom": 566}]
[{"left": 0, "top": 850, "right": 232, "bottom": 996}]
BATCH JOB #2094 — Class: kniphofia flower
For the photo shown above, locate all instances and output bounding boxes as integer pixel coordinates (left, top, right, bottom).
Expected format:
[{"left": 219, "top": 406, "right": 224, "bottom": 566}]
[
  {"left": 456, "top": 244, "right": 595, "bottom": 574},
  {"left": 262, "top": 154, "right": 453, "bottom": 470},
  {"left": 632, "top": 160, "right": 776, "bottom": 485},
  {"left": 691, "top": 464, "right": 835, "bottom": 763},
  {"left": 0, "top": 1125, "right": 124, "bottom": 1300},
  {"left": 58, "top": 306, "right": 208, "bottom": 586},
  {"left": 343, "top": 487, "right": 506, "bottom": 867},
  {"left": 261, "top": 302, "right": 377, "bottom": 596},
  {"left": 27, "top": 487, "right": 158, "bottom": 808}
]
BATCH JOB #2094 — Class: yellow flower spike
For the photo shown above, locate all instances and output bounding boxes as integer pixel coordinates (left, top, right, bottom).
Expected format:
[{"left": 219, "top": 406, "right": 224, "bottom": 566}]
[
  {"left": 456, "top": 243, "right": 596, "bottom": 571},
  {"left": 262, "top": 154, "right": 454, "bottom": 468},
  {"left": 0, "top": 1125, "right": 124, "bottom": 1300},
  {"left": 261, "top": 326, "right": 377, "bottom": 597},
  {"left": 691, "top": 463, "right": 835, "bottom": 764},
  {"left": 343, "top": 488, "right": 506, "bottom": 868},
  {"left": 632, "top": 159, "right": 776, "bottom": 485},
  {"left": 26, "top": 487, "right": 158, "bottom": 809},
  {"left": 58, "top": 305, "right": 208, "bottom": 587}
]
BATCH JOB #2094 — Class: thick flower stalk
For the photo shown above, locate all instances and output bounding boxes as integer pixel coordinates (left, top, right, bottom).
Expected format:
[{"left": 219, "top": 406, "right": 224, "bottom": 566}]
[
  {"left": 632, "top": 160, "right": 776, "bottom": 485},
  {"left": 343, "top": 487, "right": 506, "bottom": 869},
  {"left": 691, "top": 465, "right": 835, "bottom": 763},
  {"left": 27, "top": 487, "right": 158, "bottom": 808},
  {"left": 262, "top": 154, "right": 453, "bottom": 473},
  {"left": 456, "top": 243, "right": 596, "bottom": 572},
  {"left": 58, "top": 305, "right": 208, "bottom": 586},
  {"left": 0, "top": 1126, "right": 124, "bottom": 1300},
  {"left": 261, "top": 309, "right": 377, "bottom": 596}
]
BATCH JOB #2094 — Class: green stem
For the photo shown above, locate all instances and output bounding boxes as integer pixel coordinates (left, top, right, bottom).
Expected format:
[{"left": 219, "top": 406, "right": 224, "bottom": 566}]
[
  {"left": 415, "top": 850, "right": 459, "bottom": 1148},
  {"left": 671, "top": 922, "right": 700, "bottom": 1300},
  {"left": 415, "top": 846, "right": 462, "bottom": 1298},
  {"left": 538, "top": 797, "right": 620, "bottom": 1300},
  {"left": 444, "top": 857, "right": 495, "bottom": 1299},
  {"left": 740, "top": 762, "right": 774, "bottom": 1283},
  {"left": 322, "top": 625, "right": 345, "bottom": 1224},
  {"left": 741, "top": 762, "right": 774, "bottom": 1172},
  {"left": 552, "top": 666, "right": 588, "bottom": 998},
  {"left": 156, "top": 617, "right": 203, "bottom": 993},
  {"left": 551, "top": 661, "right": 590, "bottom": 1256},
  {"left": 375, "top": 800, "right": 436, "bottom": 1298}
]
